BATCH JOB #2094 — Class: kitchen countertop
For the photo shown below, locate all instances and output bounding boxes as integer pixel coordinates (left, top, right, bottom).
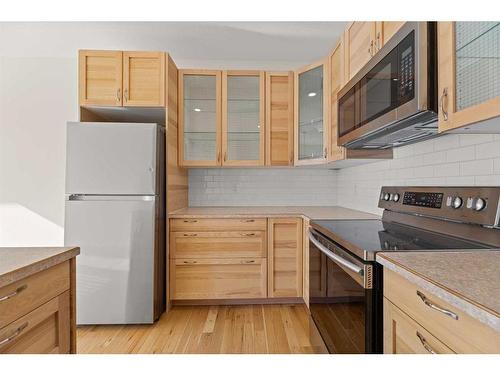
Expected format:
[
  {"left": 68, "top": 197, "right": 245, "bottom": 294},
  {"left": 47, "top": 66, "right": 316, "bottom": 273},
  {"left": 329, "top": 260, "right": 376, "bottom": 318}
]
[
  {"left": 377, "top": 251, "right": 500, "bottom": 331},
  {"left": 0, "top": 247, "right": 80, "bottom": 288},
  {"left": 168, "top": 206, "right": 380, "bottom": 221}
]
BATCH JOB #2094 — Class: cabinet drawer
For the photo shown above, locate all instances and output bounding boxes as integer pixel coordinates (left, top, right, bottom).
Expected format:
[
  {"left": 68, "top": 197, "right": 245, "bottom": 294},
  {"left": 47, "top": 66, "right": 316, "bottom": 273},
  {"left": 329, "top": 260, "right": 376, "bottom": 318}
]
[
  {"left": 384, "top": 298, "right": 455, "bottom": 354},
  {"left": 170, "top": 218, "right": 267, "bottom": 232},
  {"left": 170, "top": 231, "right": 267, "bottom": 259},
  {"left": 0, "top": 262, "right": 70, "bottom": 329},
  {"left": 384, "top": 269, "right": 500, "bottom": 353},
  {"left": 0, "top": 291, "right": 70, "bottom": 354},
  {"left": 172, "top": 258, "right": 267, "bottom": 300}
]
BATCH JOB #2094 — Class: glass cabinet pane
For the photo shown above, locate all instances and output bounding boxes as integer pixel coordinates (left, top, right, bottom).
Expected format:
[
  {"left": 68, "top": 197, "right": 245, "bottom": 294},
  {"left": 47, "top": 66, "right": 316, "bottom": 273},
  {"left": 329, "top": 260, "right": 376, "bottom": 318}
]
[
  {"left": 455, "top": 22, "right": 500, "bottom": 111},
  {"left": 298, "top": 65, "right": 324, "bottom": 160},
  {"left": 226, "top": 75, "right": 261, "bottom": 161},
  {"left": 183, "top": 75, "right": 217, "bottom": 161}
]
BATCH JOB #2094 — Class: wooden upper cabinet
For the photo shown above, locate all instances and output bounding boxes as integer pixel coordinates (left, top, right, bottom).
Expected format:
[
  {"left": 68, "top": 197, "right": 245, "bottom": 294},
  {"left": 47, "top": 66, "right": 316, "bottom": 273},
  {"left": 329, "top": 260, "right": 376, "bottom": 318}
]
[
  {"left": 438, "top": 22, "right": 500, "bottom": 132},
  {"left": 79, "top": 50, "right": 123, "bottom": 106},
  {"left": 268, "top": 218, "right": 303, "bottom": 298},
  {"left": 329, "top": 40, "right": 346, "bottom": 162},
  {"left": 123, "top": 52, "right": 165, "bottom": 107},
  {"left": 178, "top": 70, "right": 222, "bottom": 167},
  {"left": 377, "top": 21, "right": 405, "bottom": 47},
  {"left": 222, "top": 71, "right": 265, "bottom": 166},
  {"left": 265, "top": 72, "right": 294, "bottom": 166},
  {"left": 294, "top": 59, "right": 330, "bottom": 165},
  {"left": 344, "top": 22, "right": 376, "bottom": 82}
]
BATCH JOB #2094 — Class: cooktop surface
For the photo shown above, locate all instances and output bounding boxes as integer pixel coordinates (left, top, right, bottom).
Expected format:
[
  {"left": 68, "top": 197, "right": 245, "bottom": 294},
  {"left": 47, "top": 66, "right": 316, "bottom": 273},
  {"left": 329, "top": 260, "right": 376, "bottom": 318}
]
[{"left": 310, "top": 219, "right": 492, "bottom": 260}]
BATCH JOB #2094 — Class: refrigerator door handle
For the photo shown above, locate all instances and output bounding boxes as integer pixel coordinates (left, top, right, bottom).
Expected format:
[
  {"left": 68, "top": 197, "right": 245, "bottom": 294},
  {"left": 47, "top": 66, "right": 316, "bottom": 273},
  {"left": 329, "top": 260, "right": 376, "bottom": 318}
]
[{"left": 66, "top": 194, "right": 155, "bottom": 201}]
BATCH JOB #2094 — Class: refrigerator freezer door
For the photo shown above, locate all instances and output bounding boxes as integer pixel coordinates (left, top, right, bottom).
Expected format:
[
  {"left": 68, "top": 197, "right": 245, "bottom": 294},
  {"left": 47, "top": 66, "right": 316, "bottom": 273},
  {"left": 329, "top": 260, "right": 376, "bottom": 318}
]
[
  {"left": 65, "top": 197, "right": 155, "bottom": 324},
  {"left": 66, "top": 122, "right": 157, "bottom": 195}
]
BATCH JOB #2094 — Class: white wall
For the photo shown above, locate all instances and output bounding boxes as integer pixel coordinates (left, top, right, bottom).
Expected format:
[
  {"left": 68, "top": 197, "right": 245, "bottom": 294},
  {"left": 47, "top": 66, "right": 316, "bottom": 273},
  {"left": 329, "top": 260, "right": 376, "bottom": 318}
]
[
  {"left": 336, "top": 133, "right": 500, "bottom": 215},
  {"left": 0, "top": 56, "right": 77, "bottom": 246},
  {"left": 189, "top": 168, "right": 337, "bottom": 206}
]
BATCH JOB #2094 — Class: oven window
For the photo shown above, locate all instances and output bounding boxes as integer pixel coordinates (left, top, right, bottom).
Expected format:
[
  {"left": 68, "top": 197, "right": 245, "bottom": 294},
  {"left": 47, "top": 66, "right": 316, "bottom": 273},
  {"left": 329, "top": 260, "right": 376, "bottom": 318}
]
[
  {"left": 309, "top": 243, "right": 367, "bottom": 354},
  {"left": 359, "top": 51, "right": 398, "bottom": 126}
]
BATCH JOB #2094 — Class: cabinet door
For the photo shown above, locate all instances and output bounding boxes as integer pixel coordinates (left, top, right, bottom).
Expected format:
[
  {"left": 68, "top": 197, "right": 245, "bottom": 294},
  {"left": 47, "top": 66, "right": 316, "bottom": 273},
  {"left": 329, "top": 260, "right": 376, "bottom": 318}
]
[
  {"left": 344, "top": 22, "right": 376, "bottom": 81},
  {"left": 294, "top": 60, "right": 330, "bottom": 165},
  {"left": 268, "top": 218, "right": 303, "bottom": 298},
  {"left": 265, "top": 72, "right": 294, "bottom": 166},
  {"left": 171, "top": 258, "right": 267, "bottom": 300},
  {"left": 222, "top": 71, "right": 265, "bottom": 166},
  {"left": 329, "top": 40, "right": 347, "bottom": 162},
  {"left": 438, "top": 22, "right": 500, "bottom": 132},
  {"left": 79, "top": 50, "right": 122, "bottom": 106},
  {"left": 383, "top": 298, "right": 455, "bottom": 354},
  {"left": 376, "top": 22, "right": 405, "bottom": 49},
  {"left": 179, "top": 70, "right": 222, "bottom": 166},
  {"left": 123, "top": 52, "right": 165, "bottom": 107},
  {"left": 0, "top": 292, "right": 70, "bottom": 354}
]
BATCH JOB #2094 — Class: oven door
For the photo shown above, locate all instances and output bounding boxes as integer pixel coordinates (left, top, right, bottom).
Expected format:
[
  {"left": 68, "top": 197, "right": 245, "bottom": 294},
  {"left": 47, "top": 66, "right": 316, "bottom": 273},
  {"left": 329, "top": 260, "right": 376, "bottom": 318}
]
[{"left": 308, "top": 229, "right": 378, "bottom": 354}]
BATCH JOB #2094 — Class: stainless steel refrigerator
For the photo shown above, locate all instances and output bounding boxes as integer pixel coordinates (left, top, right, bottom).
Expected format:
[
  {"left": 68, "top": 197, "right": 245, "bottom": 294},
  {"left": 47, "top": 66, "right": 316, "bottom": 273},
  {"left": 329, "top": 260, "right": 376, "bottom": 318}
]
[{"left": 64, "top": 122, "right": 165, "bottom": 325}]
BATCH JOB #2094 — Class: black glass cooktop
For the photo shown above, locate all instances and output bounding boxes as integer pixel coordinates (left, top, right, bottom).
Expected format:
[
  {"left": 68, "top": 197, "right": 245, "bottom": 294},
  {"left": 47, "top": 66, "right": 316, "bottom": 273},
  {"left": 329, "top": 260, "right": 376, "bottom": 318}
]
[{"left": 311, "top": 219, "right": 492, "bottom": 260}]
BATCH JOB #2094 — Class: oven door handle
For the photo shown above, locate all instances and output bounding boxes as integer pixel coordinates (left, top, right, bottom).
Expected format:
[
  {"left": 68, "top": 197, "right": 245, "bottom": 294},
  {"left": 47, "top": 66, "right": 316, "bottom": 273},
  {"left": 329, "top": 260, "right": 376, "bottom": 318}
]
[{"left": 308, "top": 232, "right": 363, "bottom": 275}]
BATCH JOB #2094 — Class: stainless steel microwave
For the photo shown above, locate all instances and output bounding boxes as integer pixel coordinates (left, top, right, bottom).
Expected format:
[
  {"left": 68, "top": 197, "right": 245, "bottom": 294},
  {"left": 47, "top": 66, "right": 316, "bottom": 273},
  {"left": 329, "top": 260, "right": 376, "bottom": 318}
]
[{"left": 337, "top": 22, "right": 438, "bottom": 149}]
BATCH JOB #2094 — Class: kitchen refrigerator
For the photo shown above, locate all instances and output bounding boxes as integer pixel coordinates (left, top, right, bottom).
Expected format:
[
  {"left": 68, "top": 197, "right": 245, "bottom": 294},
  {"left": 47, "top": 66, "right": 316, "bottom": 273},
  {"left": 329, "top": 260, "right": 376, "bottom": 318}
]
[{"left": 64, "top": 122, "right": 165, "bottom": 325}]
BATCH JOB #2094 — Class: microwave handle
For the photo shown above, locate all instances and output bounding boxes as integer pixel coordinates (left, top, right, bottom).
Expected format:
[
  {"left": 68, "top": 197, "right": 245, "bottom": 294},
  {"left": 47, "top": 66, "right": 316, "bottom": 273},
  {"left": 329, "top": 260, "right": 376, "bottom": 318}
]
[{"left": 308, "top": 231, "right": 363, "bottom": 275}]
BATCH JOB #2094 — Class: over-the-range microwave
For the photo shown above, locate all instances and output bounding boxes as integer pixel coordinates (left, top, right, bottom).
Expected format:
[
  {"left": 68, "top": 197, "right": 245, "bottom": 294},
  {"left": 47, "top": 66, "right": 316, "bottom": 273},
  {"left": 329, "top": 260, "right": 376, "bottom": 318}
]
[{"left": 337, "top": 22, "right": 438, "bottom": 149}]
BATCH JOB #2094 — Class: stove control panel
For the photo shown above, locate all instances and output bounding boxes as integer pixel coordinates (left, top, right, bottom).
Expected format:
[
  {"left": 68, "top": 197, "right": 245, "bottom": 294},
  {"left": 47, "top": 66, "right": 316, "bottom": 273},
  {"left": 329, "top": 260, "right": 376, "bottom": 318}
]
[
  {"left": 378, "top": 186, "right": 500, "bottom": 227},
  {"left": 403, "top": 191, "right": 443, "bottom": 208}
]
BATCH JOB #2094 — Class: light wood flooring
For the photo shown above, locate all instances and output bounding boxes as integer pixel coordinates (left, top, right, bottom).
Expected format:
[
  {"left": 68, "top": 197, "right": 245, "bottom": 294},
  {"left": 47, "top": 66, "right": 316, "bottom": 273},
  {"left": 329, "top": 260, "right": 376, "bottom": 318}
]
[{"left": 77, "top": 304, "right": 328, "bottom": 354}]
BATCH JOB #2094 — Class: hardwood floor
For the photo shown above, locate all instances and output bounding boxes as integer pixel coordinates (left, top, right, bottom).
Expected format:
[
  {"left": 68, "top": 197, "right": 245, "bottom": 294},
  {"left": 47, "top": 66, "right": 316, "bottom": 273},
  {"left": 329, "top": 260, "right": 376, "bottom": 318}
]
[{"left": 76, "top": 304, "right": 328, "bottom": 354}]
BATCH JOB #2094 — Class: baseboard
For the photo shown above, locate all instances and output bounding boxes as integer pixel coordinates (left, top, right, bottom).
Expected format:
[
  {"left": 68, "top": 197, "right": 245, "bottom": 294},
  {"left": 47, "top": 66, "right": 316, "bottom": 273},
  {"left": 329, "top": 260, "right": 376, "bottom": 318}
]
[{"left": 172, "top": 297, "right": 304, "bottom": 306}]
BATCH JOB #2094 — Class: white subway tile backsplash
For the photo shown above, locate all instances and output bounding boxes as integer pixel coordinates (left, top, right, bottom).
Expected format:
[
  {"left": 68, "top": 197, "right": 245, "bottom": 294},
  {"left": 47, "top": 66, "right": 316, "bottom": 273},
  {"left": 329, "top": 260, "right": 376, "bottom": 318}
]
[
  {"left": 460, "top": 159, "right": 493, "bottom": 176},
  {"left": 189, "top": 134, "right": 500, "bottom": 214},
  {"left": 446, "top": 145, "right": 476, "bottom": 162},
  {"left": 335, "top": 134, "right": 500, "bottom": 214}
]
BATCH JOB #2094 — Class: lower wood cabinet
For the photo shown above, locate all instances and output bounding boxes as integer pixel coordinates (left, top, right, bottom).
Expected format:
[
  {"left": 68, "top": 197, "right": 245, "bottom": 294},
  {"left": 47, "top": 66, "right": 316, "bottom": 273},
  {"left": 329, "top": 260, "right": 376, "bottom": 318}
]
[
  {"left": 171, "top": 258, "right": 267, "bottom": 300},
  {"left": 169, "top": 216, "right": 305, "bottom": 303},
  {"left": 0, "top": 260, "right": 76, "bottom": 354},
  {"left": 384, "top": 298, "right": 454, "bottom": 354},
  {"left": 170, "top": 230, "right": 267, "bottom": 259},
  {"left": 383, "top": 268, "right": 500, "bottom": 353},
  {"left": 267, "top": 218, "right": 303, "bottom": 298},
  {"left": 0, "top": 292, "right": 70, "bottom": 354}
]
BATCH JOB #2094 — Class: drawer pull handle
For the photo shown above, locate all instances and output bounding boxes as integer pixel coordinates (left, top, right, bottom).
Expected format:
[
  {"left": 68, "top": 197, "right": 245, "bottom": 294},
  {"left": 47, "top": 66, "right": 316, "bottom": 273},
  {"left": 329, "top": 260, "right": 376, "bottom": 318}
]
[
  {"left": 0, "top": 322, "right": 28, "bottom": 347},
  {"left": 183, "top": 233, "right": 198, "bottom": 237},
  {"left": 417, "top": 291, "right": 458, "bottom": 320},
  {"left": 242, "top": 233, "right": 256, "bottom": 237},
  {"left": 416, "top": 332, "right": 436, "bottom": 354},
  {"left": 182, "top": 260, "right": 197, "bottom": 264},
  {"left": 183, "top": 220, "right": 198, "bottom": 223},
  {"left": 242, "top": 219, "right": 255, "bottom": 223},
  {"left": 244, "top": 260, "right": 255, "bottom": 264},
  {"left": 0, "top": 284, "right": 27, "bottom": 302}
]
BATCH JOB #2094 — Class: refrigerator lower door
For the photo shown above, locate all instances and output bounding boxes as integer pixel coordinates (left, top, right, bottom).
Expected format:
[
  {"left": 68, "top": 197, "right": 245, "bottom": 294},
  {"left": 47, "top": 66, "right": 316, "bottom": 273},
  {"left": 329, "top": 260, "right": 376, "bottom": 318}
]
[{"left": 65, "top": 196, "right": 155, "bottom": 324}]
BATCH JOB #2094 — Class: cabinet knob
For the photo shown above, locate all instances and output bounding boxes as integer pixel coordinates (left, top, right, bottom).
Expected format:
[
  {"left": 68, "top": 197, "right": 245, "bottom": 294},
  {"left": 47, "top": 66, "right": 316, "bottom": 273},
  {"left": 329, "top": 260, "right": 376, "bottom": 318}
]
[
  {"left": 117, "top": 88, "right": 121, "bottom": 102},
  {"left": 242, "top": 219, "right": 255, "bottom": 223},
  {"left": 124, "top": 89, "right": 128, "bottom": 102},
  {"left": 242, "top": 232, "right": 256, "bottom": 237},
  {"left": 183, "top": 219, "right": 198, "bottom": 223}
]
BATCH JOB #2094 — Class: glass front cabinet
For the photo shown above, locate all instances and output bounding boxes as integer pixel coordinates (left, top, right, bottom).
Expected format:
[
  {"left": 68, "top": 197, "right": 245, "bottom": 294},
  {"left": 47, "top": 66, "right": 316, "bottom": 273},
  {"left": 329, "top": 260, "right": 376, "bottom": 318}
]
[
  {"left": 294, "top": 60, "right": 330, "bottom": 165},
  {"left": 222, "top": 71, "right": 265, "bottom": 166},
  {"left": 179, "top": 70, "right": 265, "bottom": 167},
  {"left": 438, "top": 22, "right": 500, "bottom": 132}
]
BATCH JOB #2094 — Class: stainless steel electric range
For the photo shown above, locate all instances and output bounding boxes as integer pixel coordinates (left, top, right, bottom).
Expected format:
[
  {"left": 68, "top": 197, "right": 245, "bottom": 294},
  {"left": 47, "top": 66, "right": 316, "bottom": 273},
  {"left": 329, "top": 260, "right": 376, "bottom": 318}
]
[{"left": 308, "top": 186, "right": 500, "bottom": 354}]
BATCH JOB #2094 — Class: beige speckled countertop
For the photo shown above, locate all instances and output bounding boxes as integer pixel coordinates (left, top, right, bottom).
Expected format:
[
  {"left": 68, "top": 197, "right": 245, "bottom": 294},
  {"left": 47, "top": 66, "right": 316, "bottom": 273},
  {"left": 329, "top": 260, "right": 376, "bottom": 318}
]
[
  {"left": 377, "top": 251, "right": 500, "bottom": 331},
  {"left": 168, "top": 206, "right": 380, "bottom": 221},
  {"left": 0, "top": 247, "right": 80, "bottom": 288}
]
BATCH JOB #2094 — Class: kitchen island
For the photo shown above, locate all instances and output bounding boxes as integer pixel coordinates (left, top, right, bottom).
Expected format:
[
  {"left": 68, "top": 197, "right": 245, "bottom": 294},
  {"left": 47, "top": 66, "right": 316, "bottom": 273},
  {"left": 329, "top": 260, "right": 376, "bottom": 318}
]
[
  {"left": 377, "top": 251, "right": 500, "bottom": 353},
  {"left": 0, "top": 247, "right": 79, "bottom": 354}
]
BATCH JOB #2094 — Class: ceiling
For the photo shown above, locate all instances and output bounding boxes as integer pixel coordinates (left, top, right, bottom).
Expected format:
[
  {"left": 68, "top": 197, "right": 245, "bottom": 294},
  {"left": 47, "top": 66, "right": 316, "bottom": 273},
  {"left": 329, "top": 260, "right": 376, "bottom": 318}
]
[{"left": 0, "top": 22, "right": 347, "bottom": 69}]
